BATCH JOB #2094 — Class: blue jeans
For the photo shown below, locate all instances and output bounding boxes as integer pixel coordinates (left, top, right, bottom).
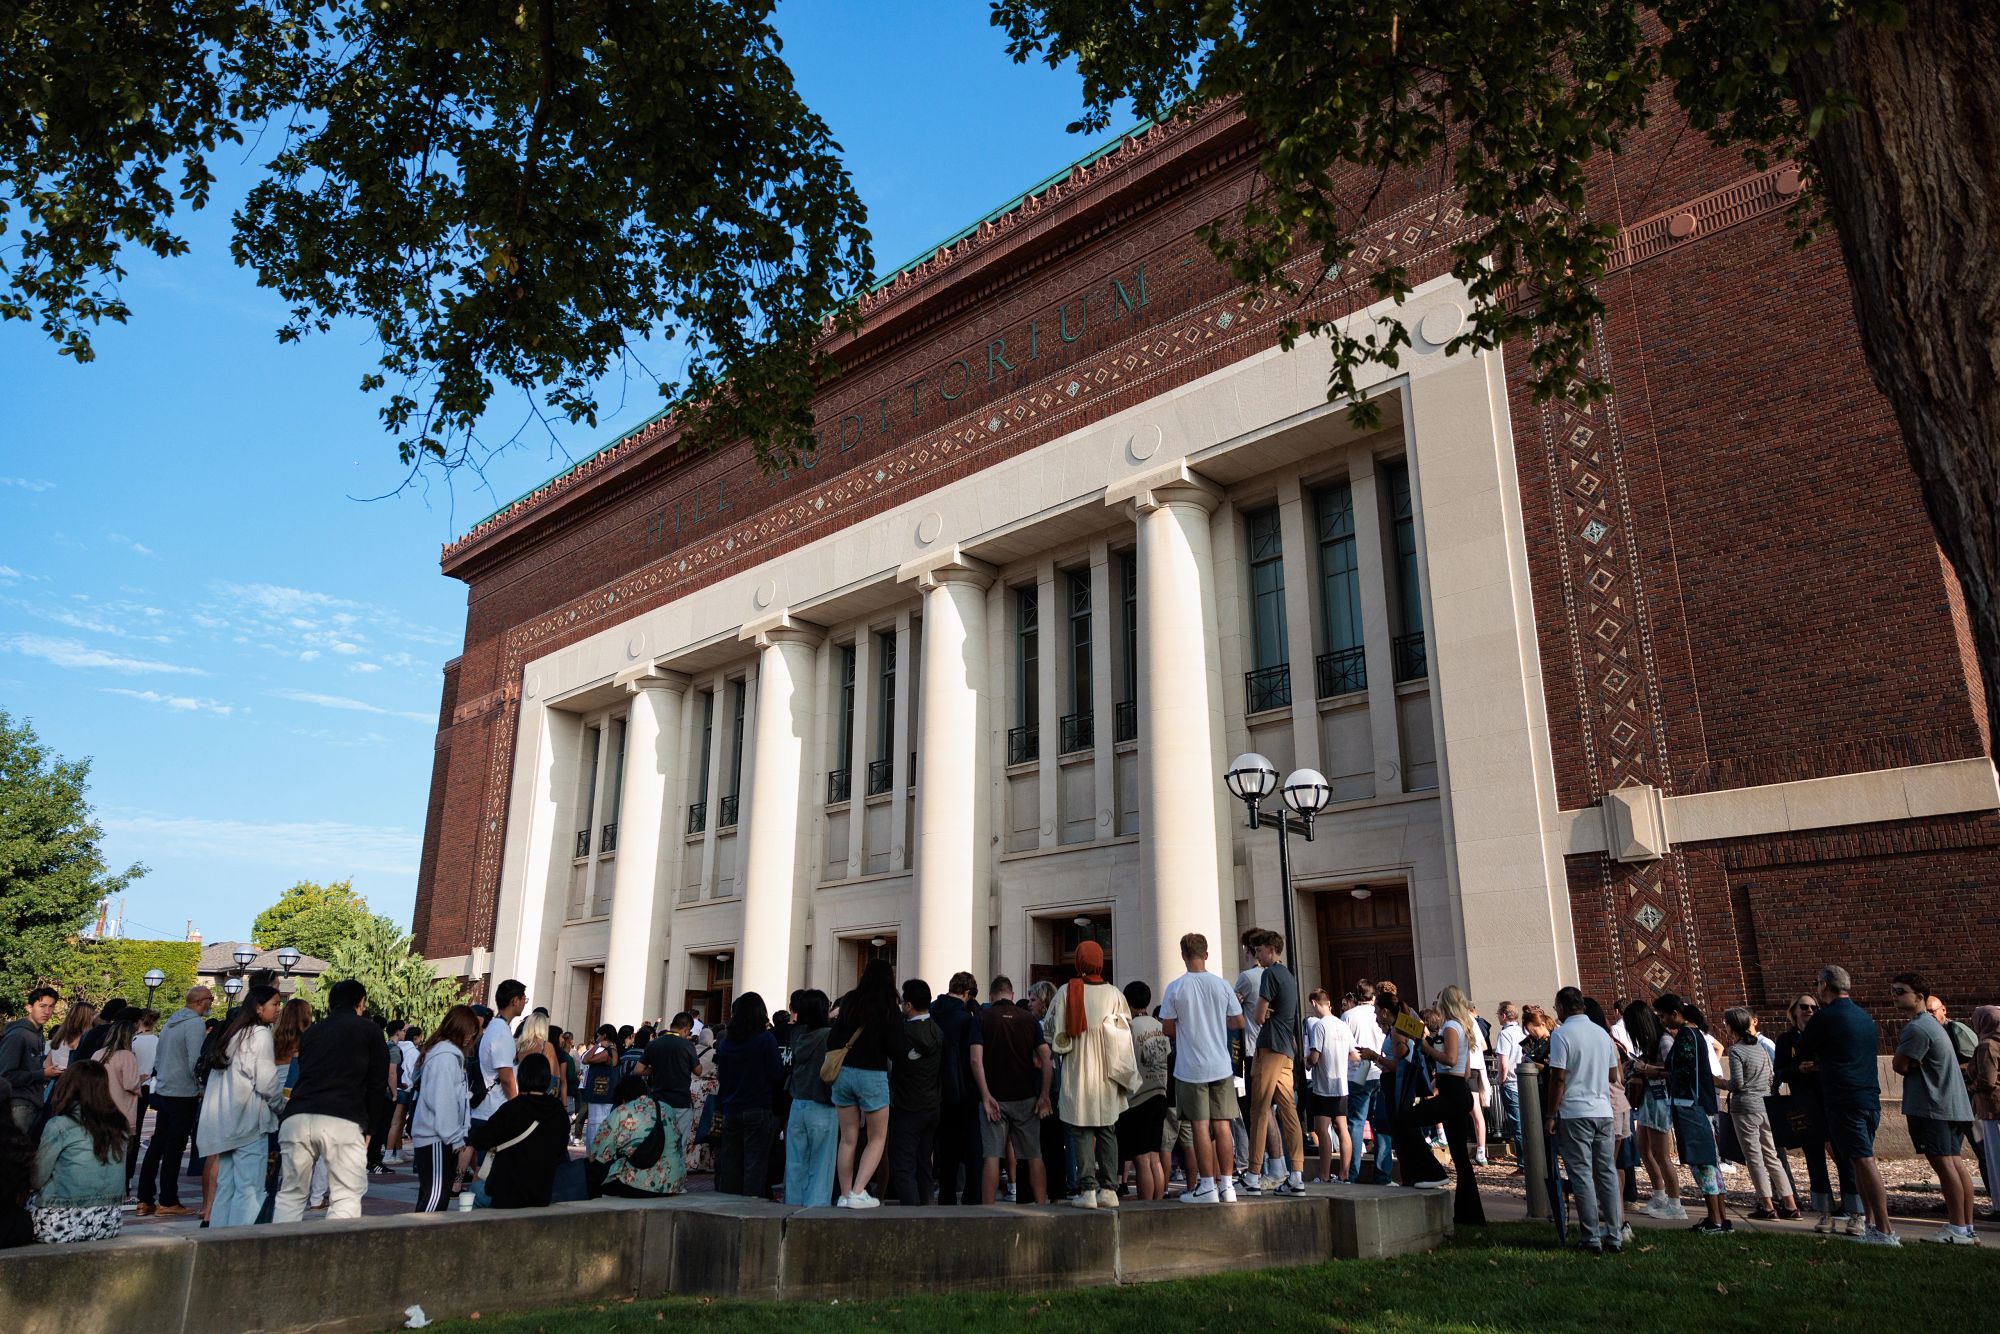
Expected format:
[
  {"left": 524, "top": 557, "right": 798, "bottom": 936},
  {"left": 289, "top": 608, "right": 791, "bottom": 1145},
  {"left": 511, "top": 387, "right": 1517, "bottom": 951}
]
[
  {"left": 1498, "top": 1084, "right": 1521, "bottom": 1161},
  {"left": 1346, "top": 1081, "right": 1393, "bottom": 1182},
  {"left": 784, "top": 1100, "right": 839, "bottom": 1208},
  {"left": 212, "top": 1140, "right": 268, "bottom": 1229}
]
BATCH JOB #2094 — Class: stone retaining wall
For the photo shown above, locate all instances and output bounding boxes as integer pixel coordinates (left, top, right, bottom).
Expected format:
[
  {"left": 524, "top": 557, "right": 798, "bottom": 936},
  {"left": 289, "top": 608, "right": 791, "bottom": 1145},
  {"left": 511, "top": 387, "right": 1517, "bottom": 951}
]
[{"left": 0, "top": 1186, "right": 1450, "bottom": 1334}]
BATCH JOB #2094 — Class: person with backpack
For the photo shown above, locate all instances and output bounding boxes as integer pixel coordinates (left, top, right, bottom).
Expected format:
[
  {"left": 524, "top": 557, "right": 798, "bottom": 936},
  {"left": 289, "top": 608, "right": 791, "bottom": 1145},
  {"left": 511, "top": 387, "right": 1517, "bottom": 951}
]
[
  {"left": 588, "top": 1074, "right": 683, "bottom": 1198},
  {"left": 886, "top": 978, "right": 945, "bottom": 1207},
  {"left": 135, "top": 984, "right": 212, "bottom": 1217},
  {"left": 410, "top": 1005, "right": 480, "bottom": 1212},
  {"left": 195, "top": 985, "right": 284, "bottom": 1228},
  {"left": 1631, "top": 993, "right": 1730, "bottom": 1234},
  {"left": 29, "top": 1061, "right": 129, "bottom": 1243}
]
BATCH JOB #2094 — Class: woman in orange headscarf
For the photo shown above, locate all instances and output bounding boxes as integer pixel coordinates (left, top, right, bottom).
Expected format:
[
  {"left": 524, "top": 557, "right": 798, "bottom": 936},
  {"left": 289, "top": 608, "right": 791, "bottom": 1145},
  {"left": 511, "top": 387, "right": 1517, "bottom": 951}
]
[{"left": 1046, "top": 942, "right": 1139, "bottom": 1208}]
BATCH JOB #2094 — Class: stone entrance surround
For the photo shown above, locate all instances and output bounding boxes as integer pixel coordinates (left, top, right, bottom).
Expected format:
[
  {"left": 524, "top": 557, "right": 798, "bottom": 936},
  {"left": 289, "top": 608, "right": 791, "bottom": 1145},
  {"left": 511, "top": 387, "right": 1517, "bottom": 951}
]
[{"left": 1, "top": 1187, "right": 1449, "bottom": 1334}]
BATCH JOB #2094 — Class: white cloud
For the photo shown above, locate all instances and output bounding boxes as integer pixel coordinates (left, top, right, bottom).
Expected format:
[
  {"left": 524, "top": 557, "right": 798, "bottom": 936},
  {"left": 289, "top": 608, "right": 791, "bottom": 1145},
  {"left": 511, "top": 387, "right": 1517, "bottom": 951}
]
[
  {"left": 101, "top": 809, "right": 421, "bottom": 878},
  {"left": 0, "top": 477, "right": 55, "bottom": 492},
  {"left": 4, "top": 633, "right": 207, "bottom": 675},
  {"left": 107, "top": 533, "right": 158, "bottom": 558},
  {"left": 271, "top": 688, "right": 431, "bottom": 723},
  {"left": 101, "top": 687, "right": 236, "bottom": 716},
  {"left": 0, "top": 566, "right": 18, "bottom": 582},
  {"left": 298, "top": 650, "right": 321, "bottom": 662},
  {"left": 349, "top": 662, "right": 381, "bottom": 674},
  {"left": 331, "top": 641, "right": 362, "bottom": 655}
]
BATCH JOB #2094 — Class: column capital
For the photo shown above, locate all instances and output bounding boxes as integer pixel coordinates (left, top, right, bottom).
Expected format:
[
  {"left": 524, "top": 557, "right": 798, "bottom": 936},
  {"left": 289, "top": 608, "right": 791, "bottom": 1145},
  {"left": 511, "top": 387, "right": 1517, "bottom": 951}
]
[
  {"left": 739, "top": 611, "right": 825, "bottom": 650},
  {"left": 613, "top": 663, "right": 691, "bottom": 694},
  {"left": 896, "top": 546, "right": 998, "bottom": 592},
  {"left": 1104, "top": 459, "right": 1223, "bottom": 515}
]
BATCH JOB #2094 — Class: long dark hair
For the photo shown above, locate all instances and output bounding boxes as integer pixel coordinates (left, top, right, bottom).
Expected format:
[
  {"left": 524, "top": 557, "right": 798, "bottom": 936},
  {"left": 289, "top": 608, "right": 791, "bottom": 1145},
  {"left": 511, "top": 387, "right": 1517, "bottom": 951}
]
[
  {"left": 793, "top": 990, "right": 830, "bottom": 1031},
  {"left": 99, "top": 1017, "right": 138, "bottom": 1058},
  {"left": 49, "top": 1061, "right": 128, "bottom": 1164},
  {"left": 1623, "top": 999, "right": 1664, "bottom": 1058},
  {"left": 726, "top": 991, "right": 770, "bottom": 1044},
  {"left": 844, "top": 958, "right": 900, "bottom": 1031},
  {"left": 207, "top": 985, "right": 280, "bottom": 1070}
]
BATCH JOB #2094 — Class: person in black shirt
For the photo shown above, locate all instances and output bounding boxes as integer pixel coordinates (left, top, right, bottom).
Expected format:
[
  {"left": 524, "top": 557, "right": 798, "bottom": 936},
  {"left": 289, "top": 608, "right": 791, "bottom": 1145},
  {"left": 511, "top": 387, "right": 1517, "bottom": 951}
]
[
  {"left": 886, "top": 979, "right": 944, "bottom": 1206},
  {"left": 271, "top": 978, "right": 389, "bottom": 1222},
  {"left": 929, "top": 972, "right": 980, "bottom": 1205},
  {"left": 640, "top": 1014, "right": 701, "bottom": 1112},
  {"left": 468, "top": 1053, "right": 569, "bottom": 1208}
]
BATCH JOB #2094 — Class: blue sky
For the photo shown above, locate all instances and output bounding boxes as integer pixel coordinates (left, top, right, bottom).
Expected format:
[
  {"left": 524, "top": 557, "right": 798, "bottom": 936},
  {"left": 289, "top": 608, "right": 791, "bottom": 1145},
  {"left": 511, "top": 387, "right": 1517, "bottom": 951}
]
[{"left": 1, "top": 3, "right": 1128, "bottom": 949}]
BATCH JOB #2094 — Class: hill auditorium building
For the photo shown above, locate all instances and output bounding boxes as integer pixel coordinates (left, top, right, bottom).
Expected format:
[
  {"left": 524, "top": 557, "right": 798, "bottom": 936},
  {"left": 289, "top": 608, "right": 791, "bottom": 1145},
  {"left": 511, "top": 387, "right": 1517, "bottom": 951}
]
[{"left": 413, "top": 104, "right": 1998, "bottom": 1037}]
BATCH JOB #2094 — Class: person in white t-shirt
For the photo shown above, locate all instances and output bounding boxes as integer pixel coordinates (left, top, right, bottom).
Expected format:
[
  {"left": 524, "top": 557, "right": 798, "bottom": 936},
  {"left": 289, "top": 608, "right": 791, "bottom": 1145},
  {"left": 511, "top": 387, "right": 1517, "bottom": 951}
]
[
  {"left": 1546, "top": 986, "right": 1622, "bottom": 1253},
  {"left": 1341, "top": 984, "right": 1391, "bottom": 1183},
  {"left": 1305, "top": 990, "right": 1355, "bottom": 1181},
  {"left": 1158, "top": 932, "right": 1245, "bottom": 1205},
  {"left": 1492, "top": 1002, "right": 1526, "bottom": 1166},
  {"left": 472, "top": 979, "right": 527, "bottom": 1123}
]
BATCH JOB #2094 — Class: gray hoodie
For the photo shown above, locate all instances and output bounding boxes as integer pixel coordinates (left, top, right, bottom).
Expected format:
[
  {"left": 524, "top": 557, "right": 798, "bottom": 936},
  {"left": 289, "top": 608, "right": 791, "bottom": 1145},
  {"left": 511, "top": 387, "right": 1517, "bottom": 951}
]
[{"left": 153, "top": 1006, "right": 208, "bottom": 1097}]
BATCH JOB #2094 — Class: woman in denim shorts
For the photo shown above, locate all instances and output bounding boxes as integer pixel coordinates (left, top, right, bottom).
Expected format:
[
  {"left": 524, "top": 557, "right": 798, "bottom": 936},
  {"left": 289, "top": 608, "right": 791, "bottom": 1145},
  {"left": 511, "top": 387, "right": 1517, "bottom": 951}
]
[{"left": 827, "top": 959, "right": 899, "bottom": 1209}]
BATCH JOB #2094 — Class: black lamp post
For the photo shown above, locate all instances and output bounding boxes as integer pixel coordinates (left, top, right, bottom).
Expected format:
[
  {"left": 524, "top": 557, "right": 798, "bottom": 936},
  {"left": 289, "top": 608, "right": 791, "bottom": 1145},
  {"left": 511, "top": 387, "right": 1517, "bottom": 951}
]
[{"left": 1222, "top": 752, "right": 1333, "bottom": 1154}]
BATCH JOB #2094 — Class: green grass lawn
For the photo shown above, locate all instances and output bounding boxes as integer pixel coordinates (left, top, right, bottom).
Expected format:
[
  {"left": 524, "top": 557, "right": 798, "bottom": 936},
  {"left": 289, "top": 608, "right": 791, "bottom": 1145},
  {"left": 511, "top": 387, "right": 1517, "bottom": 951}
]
[{"left": 430, "top": 1221, "right": 1996, "bottom": 1333}]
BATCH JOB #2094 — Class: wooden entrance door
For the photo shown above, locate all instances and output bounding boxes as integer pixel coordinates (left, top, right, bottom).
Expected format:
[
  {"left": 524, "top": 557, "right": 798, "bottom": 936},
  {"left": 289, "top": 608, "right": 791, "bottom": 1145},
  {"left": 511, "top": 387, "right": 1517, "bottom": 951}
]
[
  {"left": 1314, "top": 885, "right": 1416, "bottom": 1001},
  {"left": 583, "top": 968, "right": 604, "bottom": 1037}
]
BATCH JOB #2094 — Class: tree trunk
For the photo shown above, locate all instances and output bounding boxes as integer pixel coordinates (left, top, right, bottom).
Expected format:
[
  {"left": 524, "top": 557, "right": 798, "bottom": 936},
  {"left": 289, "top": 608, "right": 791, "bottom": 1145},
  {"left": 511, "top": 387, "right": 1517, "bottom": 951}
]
[{"left": 1790, "top": 1, "right": 2000, "bottom": 754}]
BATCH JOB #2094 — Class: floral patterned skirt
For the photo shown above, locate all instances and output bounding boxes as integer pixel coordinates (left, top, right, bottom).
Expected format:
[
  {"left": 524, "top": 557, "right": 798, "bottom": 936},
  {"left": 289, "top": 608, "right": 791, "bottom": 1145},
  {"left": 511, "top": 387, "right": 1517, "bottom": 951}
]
[{"left": 31, "top": 1204, "right": 122, "bottom": 1244}]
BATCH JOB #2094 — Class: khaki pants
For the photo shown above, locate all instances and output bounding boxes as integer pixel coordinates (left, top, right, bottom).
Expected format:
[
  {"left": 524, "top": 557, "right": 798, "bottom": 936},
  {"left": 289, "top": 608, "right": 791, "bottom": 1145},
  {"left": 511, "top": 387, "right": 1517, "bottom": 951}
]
[
  {"left": 272, "top": 1113, "right": 368, "bottom": 1222},
  {"left": 1246, "top": 1052, "right": 1303, "bottom": 1173},
  {"left": 1731, "top": 1103, "right": 1790, "bottom": 1203}
]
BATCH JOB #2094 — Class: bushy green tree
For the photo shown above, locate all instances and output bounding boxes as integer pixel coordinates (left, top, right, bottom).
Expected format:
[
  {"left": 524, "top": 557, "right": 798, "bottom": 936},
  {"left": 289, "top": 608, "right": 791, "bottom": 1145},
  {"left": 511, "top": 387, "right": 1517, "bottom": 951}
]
[
  {"left": 53, "top": 940, "right": 201, "bottom": 1012},
  {"left": 994, "top": 0, "right": 2000, "bottom": 749},
  {"left": 251, "top": 878, "right": 388, "bottom": 963},
  {"left": 1, "top": 0, "right": 871, "bottom": 473},
  {"left": 310, "top": 916, "right": 462, "bottom": 1034},
  {"left": 0, "top": 712, "right": 145, "bottom": 1013}
]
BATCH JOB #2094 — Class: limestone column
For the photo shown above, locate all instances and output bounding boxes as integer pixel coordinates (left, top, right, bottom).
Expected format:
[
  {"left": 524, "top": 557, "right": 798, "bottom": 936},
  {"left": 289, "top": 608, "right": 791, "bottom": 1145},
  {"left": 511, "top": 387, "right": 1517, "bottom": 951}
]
[
  {"left": 898, "top": 550, "right": 997, "bottom": 985},
  {"left": 735, "top": 615, "right": 823, "bottom": 1005},
  {"left": 600, "top": 667, "right": 688, "bottom": 1024},
  {"left": 1108, "top": 462, "right": 1229, "bottom": 988}
]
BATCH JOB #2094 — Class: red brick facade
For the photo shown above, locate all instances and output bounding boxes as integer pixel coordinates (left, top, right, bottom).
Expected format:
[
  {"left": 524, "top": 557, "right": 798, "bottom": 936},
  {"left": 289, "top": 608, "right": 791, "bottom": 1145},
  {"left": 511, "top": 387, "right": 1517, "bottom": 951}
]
[{"left": 414, "top": 101, "right": 1997, "bottom": 1023}]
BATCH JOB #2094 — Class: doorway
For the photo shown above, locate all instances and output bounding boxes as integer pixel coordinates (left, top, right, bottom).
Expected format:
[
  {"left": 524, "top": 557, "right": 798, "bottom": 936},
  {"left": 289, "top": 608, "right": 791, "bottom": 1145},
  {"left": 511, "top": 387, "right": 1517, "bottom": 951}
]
[
  {"left": 1031, "top": 911, "right": 1113, "bottom": 986},
  {"left": 1314, "top": 883, "right": 1415, "bottom": 1002}
]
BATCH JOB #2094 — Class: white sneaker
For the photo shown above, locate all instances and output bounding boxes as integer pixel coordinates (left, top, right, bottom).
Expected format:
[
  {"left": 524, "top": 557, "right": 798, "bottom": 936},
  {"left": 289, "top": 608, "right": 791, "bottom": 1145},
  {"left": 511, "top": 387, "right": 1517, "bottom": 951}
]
[
  {"left": 1922, "top": 1225, "right": 1979, "bottom": 1246},
  {"left": 1650, "top": 1197, "right": 1688, "bottom": 1219},
  {"left": 1813, "top": 1213, "right": 1834, "bottom": 1234},
  {"left": 1858, "top": 1225, "right": 1900, "bottom": 1247},
  {"left": 1097, "top": 1189, "right": 1120, "bottom": 1209},
  {"left": 844, "top": 1191, "right": 880, "bottom": 1210},
  {"left": 1844, "top": 1215, "right": 1867, "bottom": 1237},
  {"left": 1003, "top": 1182, "right": 1017, "bottom": 1202},
  {"left": 1619, "top": 1223, "right": 1635, "bottom": 1245},
  {"left": 1179, "top": 1182, "right": 1219, "bottom": 1205},
  {"left": 1219, "top": 1179, "right": 1238, "bottom": 1203},
  {"left": 1236, "top": 1173, "right": 1263, "bottom": 1195},
  {"left": 1069, "top": 1191, "right": 1099, "bottom": 1209}
]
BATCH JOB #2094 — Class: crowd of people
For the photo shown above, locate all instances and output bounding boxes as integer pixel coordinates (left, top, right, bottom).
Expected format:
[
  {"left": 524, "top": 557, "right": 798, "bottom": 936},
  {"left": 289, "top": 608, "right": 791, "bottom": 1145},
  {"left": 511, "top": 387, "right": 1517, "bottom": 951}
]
[{"left": 0, "top": 942, "right": 1992, "bottom": 1253}]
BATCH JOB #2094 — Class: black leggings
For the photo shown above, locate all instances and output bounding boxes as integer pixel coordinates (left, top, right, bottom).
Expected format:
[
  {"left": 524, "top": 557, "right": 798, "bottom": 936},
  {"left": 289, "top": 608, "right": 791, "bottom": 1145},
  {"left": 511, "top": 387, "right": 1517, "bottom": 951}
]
[
  {"left": 1437, "top": 1074, "right": 1487, "bottom": 1225},
  {"left": 413, "top": 1143, "right": 454, "bottom": 1212}
]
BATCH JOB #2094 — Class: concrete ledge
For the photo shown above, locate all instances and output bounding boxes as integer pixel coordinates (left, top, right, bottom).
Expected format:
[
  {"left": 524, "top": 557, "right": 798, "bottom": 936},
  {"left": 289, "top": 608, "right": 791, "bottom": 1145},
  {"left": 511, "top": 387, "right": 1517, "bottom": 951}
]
[{"left": 0, "top": 1187, "right": 1445, "bottom": 1332}]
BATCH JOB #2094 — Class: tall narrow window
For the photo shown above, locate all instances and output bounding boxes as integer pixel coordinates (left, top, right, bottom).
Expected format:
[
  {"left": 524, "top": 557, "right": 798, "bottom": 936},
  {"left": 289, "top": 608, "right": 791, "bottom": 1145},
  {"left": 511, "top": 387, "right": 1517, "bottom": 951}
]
[
  {"left": 727, "top": 682, "right": 747, "bottom": 795},
  {"left": 1116, "top": 552, "right": 1137, "bottom": 742},
  {"left": 1010, "top": 587, "right": 1039, "bottom": 764},
  {"left": 1244, "top": 507, "right": 1291, "bottom": 710},
  {"left": 578, "top": 723, "right": 602, "bottom": 857},
  {"left": 1314, "top": 483, "right": 1365, "bottom": 698},
  {"left": 1062, "top": 569, "right": 1093, "bottom": 753},
  {"left": 829, "top": 643, "right": 856, "bottom": 803},
  {"left": 870, "top": 631, "right": 897, "bottom": 794},
  {"left": 688, "top": 691, "right": 713, "bottom": 835},
  {"left": 1384, "top": 461, "right": 1427, "bottom": 681},
  {"left": 602, "top": 717, "right": 627, "bottom": 852}
]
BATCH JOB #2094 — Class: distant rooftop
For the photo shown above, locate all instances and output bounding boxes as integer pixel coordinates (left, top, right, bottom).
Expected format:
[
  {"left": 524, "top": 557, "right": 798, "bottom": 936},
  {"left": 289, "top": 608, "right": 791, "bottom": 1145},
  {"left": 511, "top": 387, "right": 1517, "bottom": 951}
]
[{"left": 453, "top": 119, "right": 1157, "bottom": 539}]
